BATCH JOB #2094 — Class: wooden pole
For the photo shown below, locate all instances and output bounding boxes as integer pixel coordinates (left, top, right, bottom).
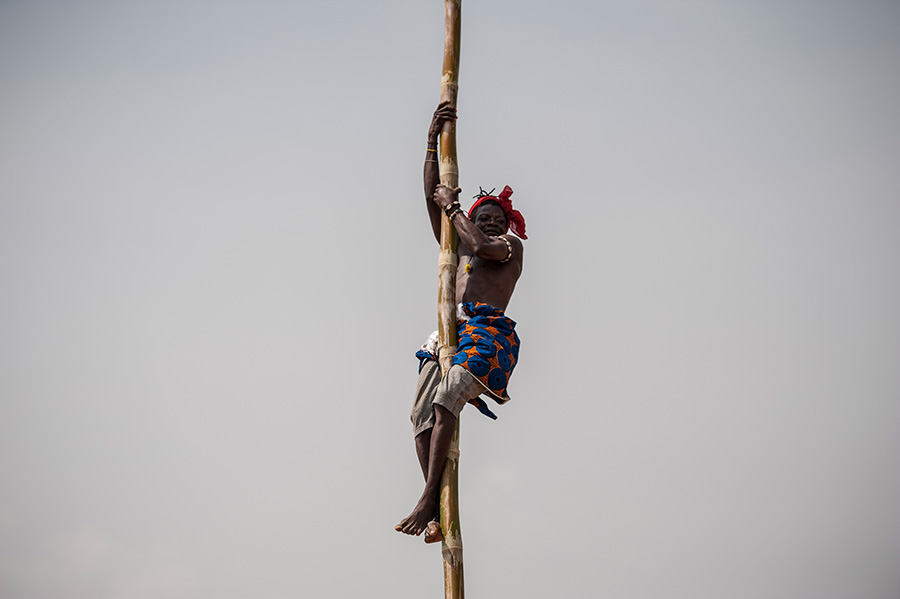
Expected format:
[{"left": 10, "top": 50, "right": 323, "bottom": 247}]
[{"left": 437, "top": 1, "right": 463, "bottom": 598}]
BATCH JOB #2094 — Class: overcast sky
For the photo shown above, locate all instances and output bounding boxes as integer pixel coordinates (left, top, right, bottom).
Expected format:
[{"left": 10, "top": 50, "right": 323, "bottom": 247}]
[{"left": 2, "top": 1, "right": 899, "bottom": 598}]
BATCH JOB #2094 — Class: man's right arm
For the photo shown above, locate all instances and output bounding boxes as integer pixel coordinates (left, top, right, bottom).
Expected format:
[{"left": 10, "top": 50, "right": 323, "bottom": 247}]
[{"left": 424, "top": 102, "right": 456, "bottom": 242}]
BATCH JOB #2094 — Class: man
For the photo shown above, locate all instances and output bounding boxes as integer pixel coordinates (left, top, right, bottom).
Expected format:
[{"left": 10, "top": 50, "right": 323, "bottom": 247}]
[{"left": 395, "top": 102, "right": 527, "bottom": 543}]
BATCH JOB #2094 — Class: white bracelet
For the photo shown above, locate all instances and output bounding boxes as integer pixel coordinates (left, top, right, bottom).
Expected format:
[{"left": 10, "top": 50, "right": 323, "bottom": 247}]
[{"left": 498, "top": 236, "right": 513, "bottom": 263}]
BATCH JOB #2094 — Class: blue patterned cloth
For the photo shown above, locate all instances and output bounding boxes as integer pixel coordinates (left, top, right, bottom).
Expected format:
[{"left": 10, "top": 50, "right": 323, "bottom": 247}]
[{"left": 416, "top": 302, "right": 521, "bottom": 420}]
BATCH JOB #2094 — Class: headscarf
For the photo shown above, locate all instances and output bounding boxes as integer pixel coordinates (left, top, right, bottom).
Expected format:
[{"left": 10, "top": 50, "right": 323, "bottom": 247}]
[{"left": 467, "top": 185, "right": 528, "bottom": 239}]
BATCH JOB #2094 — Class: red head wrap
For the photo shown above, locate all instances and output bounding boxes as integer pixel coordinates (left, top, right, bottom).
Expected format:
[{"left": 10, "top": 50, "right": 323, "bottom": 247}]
[{"left": 467, "top": 185, "right": 528, "bottom": 240}]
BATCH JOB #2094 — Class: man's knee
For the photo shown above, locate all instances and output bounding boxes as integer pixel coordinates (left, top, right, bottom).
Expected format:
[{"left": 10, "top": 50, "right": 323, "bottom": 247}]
[{"left": 434, "top": 403, "right": 456, "bottom": 423}]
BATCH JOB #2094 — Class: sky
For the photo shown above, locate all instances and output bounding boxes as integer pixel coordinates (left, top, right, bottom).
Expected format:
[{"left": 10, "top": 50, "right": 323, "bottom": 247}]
[{"left": 1, "top": 1, "right": 899, "bottom": 597}]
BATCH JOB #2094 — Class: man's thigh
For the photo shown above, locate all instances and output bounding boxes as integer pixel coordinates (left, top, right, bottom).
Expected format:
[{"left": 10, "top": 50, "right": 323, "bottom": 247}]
[
  {"left": 410, "top": 362, "right": 484, "bottom": 435},
  {"left": 433, "top": 364, "right": 484, "bottom": 419}
]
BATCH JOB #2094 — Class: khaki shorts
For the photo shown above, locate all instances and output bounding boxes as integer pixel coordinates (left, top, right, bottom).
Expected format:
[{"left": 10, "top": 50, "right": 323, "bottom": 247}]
[{"left": 410, "top": 361, "right": 485, "bottom": 437}]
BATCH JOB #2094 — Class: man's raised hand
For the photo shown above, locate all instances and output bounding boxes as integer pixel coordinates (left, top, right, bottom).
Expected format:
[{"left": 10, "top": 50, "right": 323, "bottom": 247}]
[{"left": 428, "top": 101, "right": 457, "bottom": 142}]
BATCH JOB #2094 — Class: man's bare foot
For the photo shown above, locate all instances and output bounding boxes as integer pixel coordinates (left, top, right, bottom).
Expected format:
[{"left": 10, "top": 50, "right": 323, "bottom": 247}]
[
  {"left": 395, "top": 499, "right": 436, "bottom": 537},
  {"left": 424, "top": 520, "right": 443, "bottom": 544}
]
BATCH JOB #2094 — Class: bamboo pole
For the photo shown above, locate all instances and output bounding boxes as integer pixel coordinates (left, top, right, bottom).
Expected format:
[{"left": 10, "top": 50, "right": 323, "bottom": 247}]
[{"left": 437, "top": 1, "right": 463, "bottom": 598}]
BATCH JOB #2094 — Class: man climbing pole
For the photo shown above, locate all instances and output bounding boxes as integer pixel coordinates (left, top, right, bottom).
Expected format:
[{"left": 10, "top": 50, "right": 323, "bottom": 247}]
[{"left": 395, "top": 101, "right": 528, "bottom": 543}]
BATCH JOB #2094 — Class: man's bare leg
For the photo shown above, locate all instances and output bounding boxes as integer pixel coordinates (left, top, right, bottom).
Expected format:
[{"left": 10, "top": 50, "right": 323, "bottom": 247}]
[
  {"left": 396, "top": 404, "right": 456, "bottom": 536},
  {"left": 414, "top": 428, "right": 431, "bottom": 480},
  {"left": 414, "top": 427, "right": 443, "bottom": 541}
]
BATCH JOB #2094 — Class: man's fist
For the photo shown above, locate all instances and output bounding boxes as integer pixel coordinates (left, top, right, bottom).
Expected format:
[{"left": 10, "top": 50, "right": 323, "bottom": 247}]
[{"left": 432, "top": 184, "right": 462, "bottom": 210}]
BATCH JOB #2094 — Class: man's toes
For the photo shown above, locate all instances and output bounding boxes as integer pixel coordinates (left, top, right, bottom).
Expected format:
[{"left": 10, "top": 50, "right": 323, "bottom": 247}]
[{"left": 397, "top": 511, "right": 432, "bottom": 537}]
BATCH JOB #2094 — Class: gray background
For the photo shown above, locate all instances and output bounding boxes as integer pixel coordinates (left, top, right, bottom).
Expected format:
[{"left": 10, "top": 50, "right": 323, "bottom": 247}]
[{"left": 2, "top": 1, "right": 898, "bottom": 597}]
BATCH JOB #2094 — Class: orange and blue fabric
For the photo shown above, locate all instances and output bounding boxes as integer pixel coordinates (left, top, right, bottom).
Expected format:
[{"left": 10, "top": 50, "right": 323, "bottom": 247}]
[{"left": 416, "top": 302, "right": 521, "bottom": 420}]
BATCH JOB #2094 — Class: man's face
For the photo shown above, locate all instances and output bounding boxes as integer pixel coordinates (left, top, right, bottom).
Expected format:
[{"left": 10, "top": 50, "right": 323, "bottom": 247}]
[{"left": 473, "top": 203, "right": 507, "bottom": 237}]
